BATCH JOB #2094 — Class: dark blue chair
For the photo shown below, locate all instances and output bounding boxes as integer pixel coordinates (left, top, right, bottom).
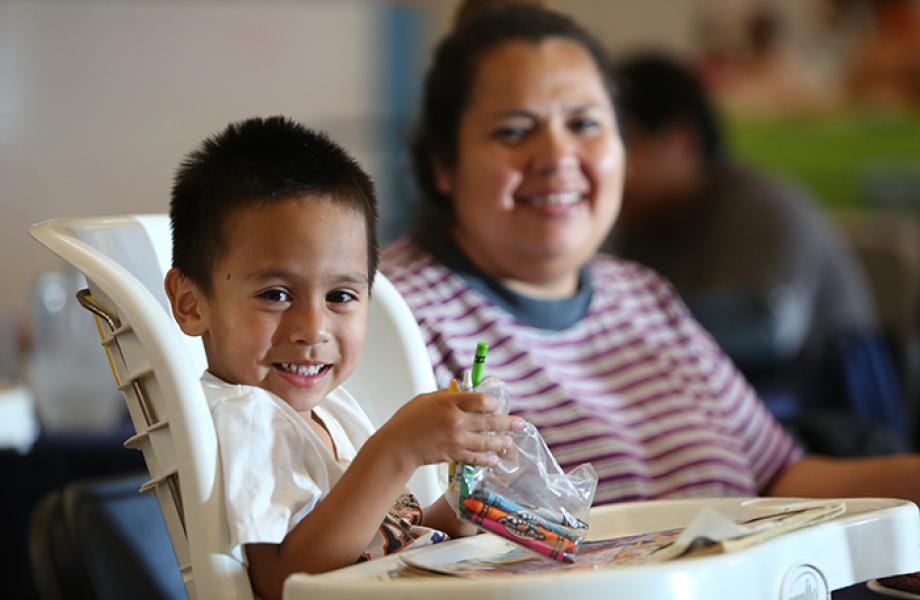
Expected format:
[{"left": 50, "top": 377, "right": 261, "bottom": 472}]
[{"left": 29, "top": 473, "right": 185, "bottom": 600}]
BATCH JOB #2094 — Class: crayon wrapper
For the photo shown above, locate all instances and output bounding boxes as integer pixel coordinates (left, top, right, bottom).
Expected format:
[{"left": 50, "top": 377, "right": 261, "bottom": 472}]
[
  {"left": 466, "top": 512, "right": 574, "bottom": 563},
  {"left": 458, "top": 464, "right": 478, "bottom": 498},
  {"left": 462, "top": 497, "right": 577, "bottom": 553},
  {"left": 472, "top": 491, "right": 581, "bottom": 543}
]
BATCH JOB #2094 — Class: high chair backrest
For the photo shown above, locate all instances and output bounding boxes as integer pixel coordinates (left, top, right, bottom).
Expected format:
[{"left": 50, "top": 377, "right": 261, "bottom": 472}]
[{"left": 29, "top": 214, "right": 439, "bottom": 600}]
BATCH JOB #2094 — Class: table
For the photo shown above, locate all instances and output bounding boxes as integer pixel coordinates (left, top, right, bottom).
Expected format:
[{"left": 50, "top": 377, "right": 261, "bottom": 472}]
[{"left": 284, "top": 496, "right": 920, "bottom": 600}]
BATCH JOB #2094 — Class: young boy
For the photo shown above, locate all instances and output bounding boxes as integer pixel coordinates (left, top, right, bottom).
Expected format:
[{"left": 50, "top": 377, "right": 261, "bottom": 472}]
[{"left": 164, "top": 116, "right": 523, "bottom": 600}]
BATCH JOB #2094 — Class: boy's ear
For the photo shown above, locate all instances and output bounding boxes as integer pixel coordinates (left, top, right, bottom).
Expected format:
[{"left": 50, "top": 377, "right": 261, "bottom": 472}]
[{"left": 164, "top": 267, "right": 209, "bottom": 337}]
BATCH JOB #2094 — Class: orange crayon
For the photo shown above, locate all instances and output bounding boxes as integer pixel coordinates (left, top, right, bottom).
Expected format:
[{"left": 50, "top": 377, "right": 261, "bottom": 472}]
[{"left": 448, "top": 378, "right": 460, "bottom": 483}]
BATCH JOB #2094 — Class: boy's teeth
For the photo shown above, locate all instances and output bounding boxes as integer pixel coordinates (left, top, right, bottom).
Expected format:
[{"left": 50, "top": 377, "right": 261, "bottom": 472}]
[{"left": 278, "top": 362, "right": 325, "bottom": 376}]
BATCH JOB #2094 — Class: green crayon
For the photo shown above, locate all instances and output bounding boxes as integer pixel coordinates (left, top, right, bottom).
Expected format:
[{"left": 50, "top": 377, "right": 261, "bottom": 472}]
[{"left": 471, "top": 341, "right": 489, "bottom": 388}]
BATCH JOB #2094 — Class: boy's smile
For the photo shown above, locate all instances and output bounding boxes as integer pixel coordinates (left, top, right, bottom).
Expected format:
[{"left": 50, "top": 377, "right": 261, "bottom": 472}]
[{"left": 181, "top": 196, "right": 370, "bottom": 414}]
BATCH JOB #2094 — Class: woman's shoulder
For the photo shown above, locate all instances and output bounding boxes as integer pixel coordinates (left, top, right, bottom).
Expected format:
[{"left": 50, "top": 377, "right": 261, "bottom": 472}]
[
  {"left": 380, "top": 237, "right": 463, "bottom": 300},
  {"left": 589, "top": 253, "right": 682, "bottom": 303},
  {"left": 380, "top": 237, "right": 437, "bottom": 275}
]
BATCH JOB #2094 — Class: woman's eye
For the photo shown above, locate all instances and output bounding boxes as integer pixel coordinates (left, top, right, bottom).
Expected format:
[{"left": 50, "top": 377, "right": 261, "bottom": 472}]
[
  {"left": 570, "top": 117, "right": 600, "bottom": 134},
  {"left": 327, "top": 290, "right": 358, "bottom": 304},
  {"left": 259, "top": 289, "right": 291, "bottom": 303},
  {"left": 492, "top": 125, "right": 529, "bottom": 144}
]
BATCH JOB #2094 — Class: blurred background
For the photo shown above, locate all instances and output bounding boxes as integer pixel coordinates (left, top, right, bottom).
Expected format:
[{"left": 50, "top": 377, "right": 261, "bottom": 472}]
[{"left": 1, "top": 0, "right": 918, "bottom": 597}]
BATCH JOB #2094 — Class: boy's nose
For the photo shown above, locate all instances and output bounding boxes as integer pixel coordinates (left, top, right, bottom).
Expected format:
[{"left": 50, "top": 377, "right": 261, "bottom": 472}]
[{"left": 286, "top": 307, "right": 331, "bottom": 345}]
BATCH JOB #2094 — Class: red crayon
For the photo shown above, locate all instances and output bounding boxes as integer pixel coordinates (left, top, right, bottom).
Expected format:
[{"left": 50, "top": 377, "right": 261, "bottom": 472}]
[
  {"left": 462, "top": 497, "right": 577, "bottom": 553},
  {"left": 466, "top": 511, "right": 575, "bottom": 563}
]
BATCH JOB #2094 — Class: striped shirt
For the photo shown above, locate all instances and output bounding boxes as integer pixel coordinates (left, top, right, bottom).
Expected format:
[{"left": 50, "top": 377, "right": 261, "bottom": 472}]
[{"left": 381, "top": 238, "right": 802, "bottom": 505}]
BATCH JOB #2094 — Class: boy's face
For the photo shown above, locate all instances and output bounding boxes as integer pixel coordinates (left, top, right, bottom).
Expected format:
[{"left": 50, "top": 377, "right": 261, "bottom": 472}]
[{"left": 170, "top": 196, "right": 370, "bottom": 414}]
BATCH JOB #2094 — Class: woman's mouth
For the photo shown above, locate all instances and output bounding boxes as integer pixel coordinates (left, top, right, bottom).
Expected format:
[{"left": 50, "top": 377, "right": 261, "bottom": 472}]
[
  {"left": 516, "top": 191, "right": 588, "bottom": 215},
  {"left": 523, "top": 191, "right": 585, "bottom": 206}
]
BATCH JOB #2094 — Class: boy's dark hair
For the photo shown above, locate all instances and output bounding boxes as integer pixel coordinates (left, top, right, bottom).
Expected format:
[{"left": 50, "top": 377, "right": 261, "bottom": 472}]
[
  {"left": 613, "top": 53, "right": 723, "bottom": 162},
  {"left": 170, "top": 116, "right": 378, "bottom": 293},
  {"left": 411, "top": 4, "right": 616, "bottom": 237}
]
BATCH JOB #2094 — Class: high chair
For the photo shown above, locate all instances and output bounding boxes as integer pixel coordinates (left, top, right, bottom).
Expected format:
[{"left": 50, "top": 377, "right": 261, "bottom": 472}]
[
  {"left": 29, "top": 214, "right": 440, "bottom": 600},
  {"left": 30, "top": 215, "right": 920, "bottom": 600}
]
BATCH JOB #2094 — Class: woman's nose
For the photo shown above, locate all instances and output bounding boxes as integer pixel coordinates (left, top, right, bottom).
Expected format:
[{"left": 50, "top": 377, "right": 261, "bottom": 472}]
[
  {"left": 531, "top": 126, "right": 578, "bottom": 174},
  {"left": 286, "top": 305, "right": 330, "bottom": 345}
]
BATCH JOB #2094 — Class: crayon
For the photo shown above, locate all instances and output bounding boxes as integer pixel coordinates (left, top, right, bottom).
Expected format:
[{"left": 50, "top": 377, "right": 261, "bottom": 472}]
[
  {"left": 447, "top": 379, "right": 459, "bottom": 483},
  {"left": 446, "top": 380, "right": 477, "bottom": 500},
  {"left": 471, "top": 341, "right": 489, "bottom": 388},
  {"left": 458, "top": 365, "right": 478, "bottom": 499},
  {"left": 467, "top": 511, "right": 575, "bottom": 563},
  {"left": 472, "top": 491, "right": 582, "bottom": 542},
  {"left": 462, "top": 497, "right": 576, "bottom": 552},
  {"left": 461, "top": 370, "right": 473, "bottom": 391},
  {"left": 462, "top": 497, "right": 576, "bottom": 553}
]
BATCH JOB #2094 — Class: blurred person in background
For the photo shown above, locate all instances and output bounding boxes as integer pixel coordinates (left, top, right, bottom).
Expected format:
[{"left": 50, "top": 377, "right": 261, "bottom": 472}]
[
  {"left": 605, "top": 52, "right": 907, "bottom": 455},
  {"left": 837, "top": 0, "right": 920, "bottom": 110}
]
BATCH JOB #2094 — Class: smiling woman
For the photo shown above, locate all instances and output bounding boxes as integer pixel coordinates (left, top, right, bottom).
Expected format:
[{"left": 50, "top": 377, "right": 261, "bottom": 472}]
[
  {"left": 380, "top": 1, "right": 920, "bottom": 509},
  {"left": 382, "top": 2, "right": 804, "bottom": 504},
  {"left": 436, "top": 37, "right": 623, "bottom": 298}
]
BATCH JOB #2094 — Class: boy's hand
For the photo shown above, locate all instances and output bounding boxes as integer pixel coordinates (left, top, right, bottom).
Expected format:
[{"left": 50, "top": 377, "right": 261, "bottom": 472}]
[{"left": 379, "top": 390, "right": 525, "bottom": 469}]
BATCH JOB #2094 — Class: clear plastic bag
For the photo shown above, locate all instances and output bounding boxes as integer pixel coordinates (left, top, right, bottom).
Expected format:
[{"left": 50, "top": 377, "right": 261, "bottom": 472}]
[{"left": 448, "top": 376, "right": 598, "bottom": 562}]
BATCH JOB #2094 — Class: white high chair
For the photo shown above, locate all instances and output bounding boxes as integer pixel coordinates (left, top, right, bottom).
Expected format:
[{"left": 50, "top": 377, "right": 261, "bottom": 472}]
[
  {"left": 29, "top": 214, "right": 440, "bottom": 600},
  {"left": 30, "top": 214, "right": 920, "bottom": 600}
]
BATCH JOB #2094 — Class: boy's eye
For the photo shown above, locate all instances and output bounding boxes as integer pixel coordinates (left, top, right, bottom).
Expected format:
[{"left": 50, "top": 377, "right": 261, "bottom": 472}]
[
  {"left": 326, "top": 290, "right": 358, "bottom": 304},
  {"left": 259, "top": 288, "right": 292, "bottom": 303}
]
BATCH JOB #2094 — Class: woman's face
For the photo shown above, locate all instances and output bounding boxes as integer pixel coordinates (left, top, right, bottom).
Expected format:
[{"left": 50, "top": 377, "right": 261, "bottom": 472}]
[{"left": 437, "top": 38, "right": 624, "bottom": 297}]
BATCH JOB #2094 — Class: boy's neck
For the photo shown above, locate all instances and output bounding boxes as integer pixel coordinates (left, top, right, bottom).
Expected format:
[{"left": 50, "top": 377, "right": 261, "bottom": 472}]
[
  {"left": 205, "top": 369, "right": 341, "bottom": 459},
  {"left": 303, "top": 409, "right": 338, "bottom": 460}
]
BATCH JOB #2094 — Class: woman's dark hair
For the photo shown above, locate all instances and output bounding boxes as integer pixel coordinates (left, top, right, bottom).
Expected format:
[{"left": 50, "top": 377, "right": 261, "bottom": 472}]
[{"left": 410, "top": 4, "right": 616, "bottom": 238}]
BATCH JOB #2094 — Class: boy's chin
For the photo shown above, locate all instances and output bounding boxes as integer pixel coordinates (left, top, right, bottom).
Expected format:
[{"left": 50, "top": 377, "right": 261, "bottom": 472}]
[{"left": 270, "top": 384, "right": 328, "bottom": 412}]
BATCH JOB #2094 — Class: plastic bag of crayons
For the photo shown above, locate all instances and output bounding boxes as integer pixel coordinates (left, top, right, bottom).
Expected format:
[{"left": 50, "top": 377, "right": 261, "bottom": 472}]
[{"left": 448, "top": 376, "right": 598, "bottom": 563}]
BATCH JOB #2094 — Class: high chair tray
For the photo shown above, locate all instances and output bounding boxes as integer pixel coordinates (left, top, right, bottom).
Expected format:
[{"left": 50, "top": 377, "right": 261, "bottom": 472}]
[{"left": 284, "top": 497, "right": 920, "bottom": 600}]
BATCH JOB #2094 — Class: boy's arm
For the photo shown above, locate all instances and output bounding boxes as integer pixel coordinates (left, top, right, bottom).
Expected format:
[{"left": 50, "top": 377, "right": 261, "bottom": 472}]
[
  {"left": 422, "top": 495, "right": 479, "bottom": 538},
  {"left": 246, "top": 429, "right": 415, "bottom": 600},
  {"left": 246, "top": 390, "right": 521, "bottom": 600}
]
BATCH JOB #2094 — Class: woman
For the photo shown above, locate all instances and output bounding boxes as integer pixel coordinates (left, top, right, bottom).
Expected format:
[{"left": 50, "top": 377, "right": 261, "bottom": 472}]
[{"left": 381, "top": 3, "right": 920, "bottom": 505}]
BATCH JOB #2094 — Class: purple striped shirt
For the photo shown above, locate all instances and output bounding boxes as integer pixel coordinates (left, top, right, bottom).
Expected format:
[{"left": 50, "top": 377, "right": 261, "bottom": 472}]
[{"left": 381, "top": 238, "right": 802, "bottom": 505}]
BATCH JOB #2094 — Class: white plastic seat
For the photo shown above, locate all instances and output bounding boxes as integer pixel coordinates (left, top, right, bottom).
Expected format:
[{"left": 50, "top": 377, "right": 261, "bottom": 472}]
[{"left": 29, "top": 214, "right": 440, "bottom": 600}]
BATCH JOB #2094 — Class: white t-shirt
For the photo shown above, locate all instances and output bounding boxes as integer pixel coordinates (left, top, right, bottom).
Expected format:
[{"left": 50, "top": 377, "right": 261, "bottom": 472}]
[{"left": 201, "top": 372, "right": 446, "bottom": 561}]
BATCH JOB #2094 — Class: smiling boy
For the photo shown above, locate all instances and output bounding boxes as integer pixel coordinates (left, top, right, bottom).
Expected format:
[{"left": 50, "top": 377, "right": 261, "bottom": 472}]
[{"left": 164, "top": 117, "right": 523, "bottom": 600}]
